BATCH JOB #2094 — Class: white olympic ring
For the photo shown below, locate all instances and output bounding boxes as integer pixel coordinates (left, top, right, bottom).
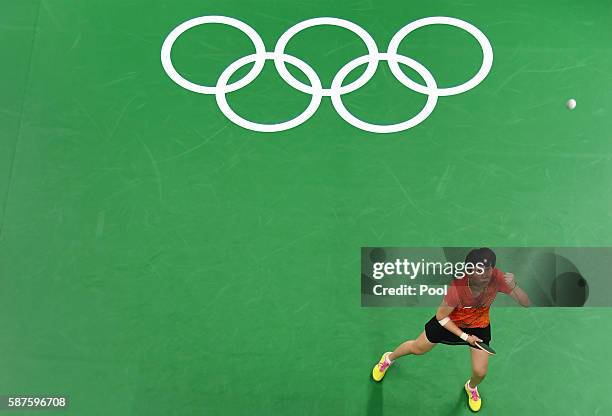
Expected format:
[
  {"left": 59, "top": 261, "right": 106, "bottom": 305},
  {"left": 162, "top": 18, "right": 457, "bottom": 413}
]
[
  {"left": 161, "top": 16, "right": 266, "bottom": 94},
  {"left": 216, "top": 52, "right": 323, "bottom": 133},
  {"left": 386, "top": 16, "right": 493, "bottom": 97},
  {"left": 273, "top": 17, "right": 379, "bottom": 96},
  {"left": 160, "top": 15, "right": 493, "bottom": 134},
  {"left": 331, "top": 53, "right": 438, "bottom": 134}
]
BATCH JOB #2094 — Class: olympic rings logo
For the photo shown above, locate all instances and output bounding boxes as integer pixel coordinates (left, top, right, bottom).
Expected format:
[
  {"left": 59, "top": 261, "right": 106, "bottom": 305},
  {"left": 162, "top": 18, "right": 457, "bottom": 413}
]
[{"left": 161, "top": 16, "right": 493, "bottom": 134}]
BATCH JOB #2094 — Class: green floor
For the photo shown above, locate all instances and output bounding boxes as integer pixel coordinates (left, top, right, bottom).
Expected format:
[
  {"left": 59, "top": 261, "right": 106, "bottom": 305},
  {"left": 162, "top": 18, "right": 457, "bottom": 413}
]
[{"left": 1, "top": 0, "right": 612, "bottom": 414}]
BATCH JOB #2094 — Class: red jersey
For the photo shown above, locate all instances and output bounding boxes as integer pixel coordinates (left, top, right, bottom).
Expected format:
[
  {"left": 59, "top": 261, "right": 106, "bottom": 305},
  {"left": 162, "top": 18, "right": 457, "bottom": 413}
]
[{"left": 444, "top": 268, "right": 513, "bottom": 328}]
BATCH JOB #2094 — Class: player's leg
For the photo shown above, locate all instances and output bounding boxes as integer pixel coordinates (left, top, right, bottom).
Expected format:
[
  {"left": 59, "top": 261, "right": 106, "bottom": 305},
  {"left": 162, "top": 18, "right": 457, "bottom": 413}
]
[
  {"left": 469, "top": 347, "right": 489, "bottom": 387},
  {"left": 464, "top": 347, "right": 489, "bottom": 412},
  {"left": 389, "top": 330, "right": 436, "bottom": 360},
  {"left": 372, "top": 331, "right": 435, "bottom": 381}
]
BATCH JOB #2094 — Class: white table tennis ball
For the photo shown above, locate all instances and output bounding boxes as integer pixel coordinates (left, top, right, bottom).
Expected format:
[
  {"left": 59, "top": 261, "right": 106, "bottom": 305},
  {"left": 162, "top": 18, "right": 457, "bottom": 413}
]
[{"left": 567, "top": 99, "right": 576, "bottom": 110}]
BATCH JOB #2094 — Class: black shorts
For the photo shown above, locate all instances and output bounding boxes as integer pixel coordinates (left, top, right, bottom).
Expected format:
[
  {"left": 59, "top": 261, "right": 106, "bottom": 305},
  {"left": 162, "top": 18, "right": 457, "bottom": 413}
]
[{"left": 424, "top": 316, "right": 491, "bottom": 349}]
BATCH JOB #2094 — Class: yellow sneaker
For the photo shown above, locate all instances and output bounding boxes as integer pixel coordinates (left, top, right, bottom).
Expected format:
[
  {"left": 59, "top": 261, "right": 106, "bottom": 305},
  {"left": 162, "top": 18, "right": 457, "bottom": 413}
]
[
  {"left": 372, "top": 352, "right": 393, "bottom": 382},
  {"left": 464, "top": 380, "right": 482, "bottom": 412}
]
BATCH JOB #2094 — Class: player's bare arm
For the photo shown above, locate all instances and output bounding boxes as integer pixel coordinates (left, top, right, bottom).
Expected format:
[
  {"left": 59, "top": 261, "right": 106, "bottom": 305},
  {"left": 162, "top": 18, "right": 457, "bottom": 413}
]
[{"left": 503, "top": 272, "right": 530, "bottom": 307}]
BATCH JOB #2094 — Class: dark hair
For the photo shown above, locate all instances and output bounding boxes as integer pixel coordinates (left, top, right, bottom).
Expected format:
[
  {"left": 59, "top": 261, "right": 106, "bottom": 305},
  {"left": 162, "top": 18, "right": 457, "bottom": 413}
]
[{"left": 465, "top": 247, "right": 496, "bottom": 268}]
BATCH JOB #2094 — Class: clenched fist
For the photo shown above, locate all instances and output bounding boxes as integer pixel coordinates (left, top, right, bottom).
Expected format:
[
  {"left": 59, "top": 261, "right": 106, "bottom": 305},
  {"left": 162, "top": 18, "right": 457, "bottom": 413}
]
[{"left": 504, "top": 272, "right": 516, "bottom": 290}]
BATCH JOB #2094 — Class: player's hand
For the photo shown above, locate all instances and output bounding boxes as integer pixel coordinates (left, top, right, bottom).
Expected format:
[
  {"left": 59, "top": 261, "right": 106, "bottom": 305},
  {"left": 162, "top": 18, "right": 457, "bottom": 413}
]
[
  {"left": 466, "top": 334, "right": 483, "bottom": 346},
  {"left": 504, "top": 272, "right": 515, "bottom": 287}
]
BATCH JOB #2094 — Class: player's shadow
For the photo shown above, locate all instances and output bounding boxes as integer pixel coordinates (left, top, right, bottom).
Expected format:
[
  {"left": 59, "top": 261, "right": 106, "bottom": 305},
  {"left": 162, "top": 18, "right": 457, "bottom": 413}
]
[
  {"left": 366, "top": 377, "right": 383, "bottom": 416},
  {"left": 366, "top": 376, "right": 465, "bottom": 416},
  {"left": 442, "top": 388, "right": 465, "bottom": 416}
]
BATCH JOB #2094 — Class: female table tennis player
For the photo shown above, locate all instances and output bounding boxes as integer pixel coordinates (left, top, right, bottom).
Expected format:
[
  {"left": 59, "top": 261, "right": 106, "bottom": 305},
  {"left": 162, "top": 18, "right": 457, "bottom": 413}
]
[{"left": 371, "top": 248, "right": 530, "bottom": 412}]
